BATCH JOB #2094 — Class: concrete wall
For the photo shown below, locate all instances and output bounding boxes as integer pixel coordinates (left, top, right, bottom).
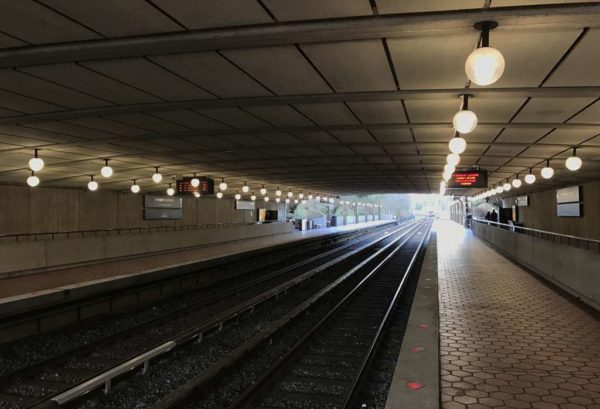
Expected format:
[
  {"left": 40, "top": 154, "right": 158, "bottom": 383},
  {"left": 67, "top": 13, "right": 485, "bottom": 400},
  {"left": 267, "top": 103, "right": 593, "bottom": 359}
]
[
  {"left": 0, "top": 221, "right": 294, "bottom": 275},
  {"left": 472, "top": 222, "right": 600, "bottom": 311},
  {"left": 501, "top": 179, "right": 600, "bottom": 240},
  {"left": 0, "top": 184, "right": 286, "bottom": 235}
]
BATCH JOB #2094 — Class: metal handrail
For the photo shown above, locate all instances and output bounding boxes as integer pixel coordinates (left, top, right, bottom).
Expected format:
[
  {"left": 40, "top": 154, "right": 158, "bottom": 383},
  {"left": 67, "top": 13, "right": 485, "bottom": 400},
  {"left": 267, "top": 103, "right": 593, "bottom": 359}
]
[
  {"left": 0, "top": 221, "right": 286, "bottom": 243},
  {"left": 472, "top": 218, "right": 600, "bottom": 252}
]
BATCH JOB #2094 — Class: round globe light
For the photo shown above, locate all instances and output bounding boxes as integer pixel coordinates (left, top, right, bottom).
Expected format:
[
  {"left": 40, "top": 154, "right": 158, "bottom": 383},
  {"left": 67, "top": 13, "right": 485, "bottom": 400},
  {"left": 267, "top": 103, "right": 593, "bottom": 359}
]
[
  {"left": 444, "top": 163, "right": 456, "bottom": 174},
  {"left": 88, "top": 180, "right": 98, "bottom": 191},
  {"left": 449, "top": 136, "right": 467, "bottom": 154},
  {"left": 29, "top": 157, "right": 44, "bottom": 172},
  {"left": 503, "top": 182, "right": 511, "bottom": 191},
  {"left": 496, "top": 185, "right": 504, "bottom": 194},
  {"left": 446, "top": 153, "right": 461, "bottom": 166},
  {"left": 194, "top": 192, "right": 201, "bottom": 198},
  {"left": 524, "top": 173, "right": 536, "bottom": 184},
  {"left": 299, "top": 192, "right": 304, "bottom": 199},
  {"left": 242, "top": 184, "right": 250, "bottom": 193},
  {"left": 234, "top": 193, "right": 241, "bottom": 200},
  {"left": 285, "top": 198, "right": 290, "bottom": 204},
  {"left": 219, "top": 180, "right": 227, "bottom": 191},
  {"left": 452, "top": 110, "right": 478, "bottom": 134},
  {"left": 27, "top": 174, "right": 40, "bottom": 187},
  {"left": 512, "top": 178, "right": 522, "bottom": 188},
  {"left": 276, "top": 197, "right": 281, "bottom": 203},
  {"left": 251, "top": 194, "right": 257, "bottom": 201},
  {"left": 264, "top": 196, "right": 269, "bottom": 202},
  {"left": 216, "top": 191, "right": 223, "bottom": 199},
  {"left": 152, "top": 172, "right": 163, "bottom": 183},
  {"left": 308, "top": 194, "right": 313, "bottom": 200},
  {"left": 465, "top": 46, "right": 505, "bottom": 86},
  {"left": 260, "top": 186, "right": 267, "bottom": 195},
  {"left": 287, "top": 191, "right": 293, "bottom": 198},
  {"left": 541, "top": 166, "right": 554, "bottom": 179},
  {"left": 167, "top": 187, "right": 175, "bottom": 196},
  {"left": 275, "top": 189, "right": 282, "bottom": 196},
  {"left": 191, "top": 177, "right": 200, "bottom": 187},
  {"left": 131, "top": 184, "right": 140, "bottom": 194},
  {"left": 100, "top": 165, "right": 113, "bottom": 178},
  {"left": 565, "top": 155, "right": 582, "bottom": 171},
  {"left": 316, "top": 195, "right": 321, "bottom": 201},
  {"left": 294, "top": 199, "right": 299, "bottom": 204},
  {"left": 443, "top": 171, "right": 452, "bottom": 181}
]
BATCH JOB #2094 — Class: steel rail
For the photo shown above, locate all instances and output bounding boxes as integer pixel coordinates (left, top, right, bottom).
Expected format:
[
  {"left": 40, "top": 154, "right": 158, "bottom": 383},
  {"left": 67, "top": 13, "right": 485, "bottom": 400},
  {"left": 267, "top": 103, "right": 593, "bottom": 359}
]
[
  {"left": 341, "top": 222, "right": 432, "bottom": 409},
  {"left": 222, "top": 222, "right": 431, "bottom": 409},
  {"left": 153, "top": 222, "right": 425, "bottom": 409},
  {"left": 23, "top": 222, "right": 416, "bottom": 409}
]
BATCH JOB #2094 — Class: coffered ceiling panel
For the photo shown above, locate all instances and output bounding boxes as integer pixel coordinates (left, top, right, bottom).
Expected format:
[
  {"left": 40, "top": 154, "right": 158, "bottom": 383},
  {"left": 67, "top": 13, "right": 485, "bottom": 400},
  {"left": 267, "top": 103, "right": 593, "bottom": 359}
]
[
  {"left": 222, "top": 46, "right": 331, "bottom": 95},
  {"left": 0, "top": 1, "right": 597, "bottom": 194},
  {"left": 301, "top": 40, "right": 396, "bottom": 92}
]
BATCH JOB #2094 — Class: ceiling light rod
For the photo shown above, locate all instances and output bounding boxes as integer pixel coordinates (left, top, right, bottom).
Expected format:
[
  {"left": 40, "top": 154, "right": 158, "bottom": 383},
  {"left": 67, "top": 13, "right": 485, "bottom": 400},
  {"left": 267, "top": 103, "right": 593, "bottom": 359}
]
[
  {"left": 460, "top": 94, "right": 472, "bottom": 110},
  {"left": 475, "top": 21, "right": 498, "bottom": 47}
]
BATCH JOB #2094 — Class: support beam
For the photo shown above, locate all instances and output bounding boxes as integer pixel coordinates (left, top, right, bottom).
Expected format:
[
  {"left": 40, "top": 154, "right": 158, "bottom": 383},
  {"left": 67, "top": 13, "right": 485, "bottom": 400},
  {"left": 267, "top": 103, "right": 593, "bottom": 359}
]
[
  {"left": 0, "top": 122, "right": 598, "bottom": 156},
  {"left": 0, "top": 3, "right": 598, "bottom": 68},
  {"left": 1, "top": 87, "right": 598, "bottom": 126}
]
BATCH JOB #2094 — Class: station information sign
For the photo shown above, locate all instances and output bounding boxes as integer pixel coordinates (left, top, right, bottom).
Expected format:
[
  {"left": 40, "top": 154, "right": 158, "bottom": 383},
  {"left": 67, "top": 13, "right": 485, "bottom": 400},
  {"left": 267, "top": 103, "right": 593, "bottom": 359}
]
[
  {"left": 447, "top": 170, "right": 488, "bottom": 188},
  {"left": 176, "top": 177, "right": 215, "bottom": 194}
]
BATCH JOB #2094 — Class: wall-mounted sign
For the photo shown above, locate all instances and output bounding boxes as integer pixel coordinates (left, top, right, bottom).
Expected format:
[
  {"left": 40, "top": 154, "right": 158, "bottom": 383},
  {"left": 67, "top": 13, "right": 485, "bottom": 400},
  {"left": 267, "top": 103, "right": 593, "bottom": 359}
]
[
  {"left": 144, "top": 195, "right": 182, "bottom": 209},
  {"left": 144, "top": 208, "right": 183, "bottom": 220},
  {"left": 177, "top": 177, "right": 214, "bottom": 195},
  {"left": 235, "top": 200, "right": 256, "bottom": 210},
  {"left": 556, "top": 185, "right": 580, "bottom": 204},
  {"left": 144, "top": 195, "right": 183, "bottom": 220},
  {"left": 447, "top": 170, "right": 488, "bottom": 188},
  {"left": 516, "top": 196, "right": 529, "bottom": 207},
  {"left": 556, "top": 186, "right": 582, "bottom": 217}
]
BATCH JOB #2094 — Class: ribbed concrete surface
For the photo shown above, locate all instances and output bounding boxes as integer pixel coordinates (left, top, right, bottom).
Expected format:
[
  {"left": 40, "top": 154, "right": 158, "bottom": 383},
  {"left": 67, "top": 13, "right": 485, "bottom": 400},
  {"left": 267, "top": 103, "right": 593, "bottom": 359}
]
[{"left": 437, "top": 220, "right": 600, "bottom": 409}]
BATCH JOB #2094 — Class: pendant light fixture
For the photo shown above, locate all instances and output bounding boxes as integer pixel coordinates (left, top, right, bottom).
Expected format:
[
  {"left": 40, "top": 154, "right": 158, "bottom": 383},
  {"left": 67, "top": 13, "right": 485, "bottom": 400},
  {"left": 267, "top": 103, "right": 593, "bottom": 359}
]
[
  {"left": 503, "top": 179, "right": 511, "bottom": 192},
  {"left": 131, "top": 180, "right": 140, "bottom": 193},
  {"left": 152, "top": 167, "right": 163, "bottom": 183},
  {"left": 512, "top": 175, "right": 522, "bottom": 188},
  {"left": 88, "top": 175, "right": 98, "bottom": 191},
  {"left": 524, "top": 168, "right": 536, "bottom": 184},
  {"left": 234, "top": 191, "right": 241, "bottom": 200},
  {"left": 191, "top": 173, "right": 200, "bottom": 187},
  {"left": 565, "top": 148, "right": 582, "bottom": 171},
  {"left": 452, "top": 95, "right": 478, "bottom": 134},
  {"left": 27, "top": 171, "right": 40, "bottom": 187},
  {"left": 100, "top": 159, "right": 113, "bottom": 178},
  {"left": 541, "top": 160, "right": 554, "bottom": 179},
  {"left": 465, "top": 21, "right": 505, "bottom": 86},
  {"left": 216, "top": 191, "right": 223, "bottom": 199},
  {"left": 446, "top": 153, "right": 461, "bottom": 166},
  {"left": 28, "top": 149, "right": 44, "bottom": 172},
  {"left": 242, "top": 181, "right": 250, "bottom": 193},
  {"left": 275, "top": 187, "right": 282, "bottom": 197},
  {"left": 260, "top": 184, "right": 267, "bottom": 195},
  {"left": 250, "top": 192, "right": 257, "bottom": 201},
  {"left": 166, "top": 184, "right": 175, "bottom": 196},
  {"left": 219, "top": 178, "right": 227, "bottom": 191}
]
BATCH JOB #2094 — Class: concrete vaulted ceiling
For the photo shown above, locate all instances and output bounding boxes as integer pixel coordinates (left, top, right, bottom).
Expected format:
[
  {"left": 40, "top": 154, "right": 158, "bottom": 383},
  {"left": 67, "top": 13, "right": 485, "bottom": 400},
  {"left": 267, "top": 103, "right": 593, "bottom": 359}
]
[{"left": 0, "top": 0, "right": 599, "bottom": 196}]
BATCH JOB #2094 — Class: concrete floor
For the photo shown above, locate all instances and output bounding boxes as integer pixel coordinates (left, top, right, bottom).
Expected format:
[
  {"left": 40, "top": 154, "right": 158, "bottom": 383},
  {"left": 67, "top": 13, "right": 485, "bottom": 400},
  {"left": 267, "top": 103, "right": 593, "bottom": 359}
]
[{"left": 437, "top": 220, "right": 600, "bottom": 409}]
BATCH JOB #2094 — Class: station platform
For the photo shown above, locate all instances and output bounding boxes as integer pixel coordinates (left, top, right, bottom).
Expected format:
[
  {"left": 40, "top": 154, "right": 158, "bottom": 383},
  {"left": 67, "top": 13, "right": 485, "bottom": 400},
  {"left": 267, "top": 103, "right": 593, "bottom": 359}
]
[
  {"left": 0, "top": 220, "right": 392, "bottom": 303},
  {"left": 437, "top": 220, "right": 600, "bottom": 409}
]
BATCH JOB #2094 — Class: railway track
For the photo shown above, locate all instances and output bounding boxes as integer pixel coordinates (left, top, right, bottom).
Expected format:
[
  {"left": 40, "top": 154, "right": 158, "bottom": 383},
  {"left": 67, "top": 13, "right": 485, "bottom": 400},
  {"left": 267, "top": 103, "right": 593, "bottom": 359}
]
[
  {"left": 154, "top": 220, "right": 431, "bottom": 409},
  {"left": 0, "top": 222, "right": 418, "bottom": 409}
]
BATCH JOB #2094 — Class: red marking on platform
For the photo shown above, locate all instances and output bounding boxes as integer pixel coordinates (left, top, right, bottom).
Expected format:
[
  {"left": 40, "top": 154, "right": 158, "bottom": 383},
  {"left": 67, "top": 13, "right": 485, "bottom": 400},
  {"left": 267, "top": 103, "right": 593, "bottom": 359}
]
[
  {"left": 411, "top": 346, "right": 426, "bottom": 352},
  {"left": 406, "top": 381, "right": 424, "bottom": 390},
  {"left": 418, "top": 323, "right": 428, "bottom": 329}
]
